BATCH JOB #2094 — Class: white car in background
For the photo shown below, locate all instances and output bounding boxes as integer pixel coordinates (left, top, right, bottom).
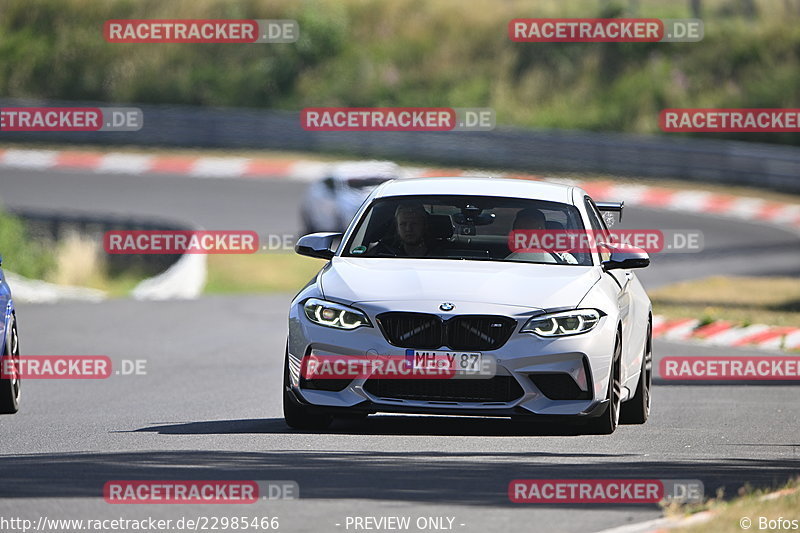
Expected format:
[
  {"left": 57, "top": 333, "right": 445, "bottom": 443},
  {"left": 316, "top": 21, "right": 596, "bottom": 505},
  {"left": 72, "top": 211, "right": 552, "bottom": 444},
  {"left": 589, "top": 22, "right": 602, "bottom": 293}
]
[
  {"left": 285, "top": 177, "right": 653, "bottom": 435},
  {"left": 300, "top": 161, "right": 400, "bottom": 234}
]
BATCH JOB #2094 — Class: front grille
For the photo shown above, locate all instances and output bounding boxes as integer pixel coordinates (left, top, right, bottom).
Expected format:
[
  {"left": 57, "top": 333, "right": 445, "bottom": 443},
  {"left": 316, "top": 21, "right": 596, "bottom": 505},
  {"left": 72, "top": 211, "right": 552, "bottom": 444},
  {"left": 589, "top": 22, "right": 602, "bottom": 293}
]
[
  {"left": 448, "top": 315, "right": 516, "bottom": 350},
  {"left": 377, "top": 313, "right": 443, "bottom": 349},
  {"left": 377, "top": 313, "right": 517, "bottom": 350},
  {"left": 363, "top": 376, "right": 524, "bottom": 403}
]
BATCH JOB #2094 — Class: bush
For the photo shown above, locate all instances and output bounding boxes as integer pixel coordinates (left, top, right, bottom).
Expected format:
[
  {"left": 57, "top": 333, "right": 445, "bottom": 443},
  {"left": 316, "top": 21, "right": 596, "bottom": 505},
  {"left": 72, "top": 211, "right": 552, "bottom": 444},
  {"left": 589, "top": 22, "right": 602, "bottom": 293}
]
[
  {"left": 0, "top": 0, "right": 798, "bottom": 144},
  {"left": 0, "top": 210, "right": 56, "bottom": 279}
]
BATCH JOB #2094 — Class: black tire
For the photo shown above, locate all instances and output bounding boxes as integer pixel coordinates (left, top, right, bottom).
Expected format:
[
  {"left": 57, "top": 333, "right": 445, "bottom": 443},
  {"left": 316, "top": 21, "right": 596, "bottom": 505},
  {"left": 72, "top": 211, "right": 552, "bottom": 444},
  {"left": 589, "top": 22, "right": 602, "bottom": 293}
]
[
  {"left": 282, "top": 352, "right": 332, "bottom": 430},
  {"left": 0, "top": 315, "right": 21, "bottom": 414},
  {"left": 584, "top": 332, "right": 621, "bottom": 435},
  {"left": 621, "top": 321, "right": 652, "bottom": 425}
]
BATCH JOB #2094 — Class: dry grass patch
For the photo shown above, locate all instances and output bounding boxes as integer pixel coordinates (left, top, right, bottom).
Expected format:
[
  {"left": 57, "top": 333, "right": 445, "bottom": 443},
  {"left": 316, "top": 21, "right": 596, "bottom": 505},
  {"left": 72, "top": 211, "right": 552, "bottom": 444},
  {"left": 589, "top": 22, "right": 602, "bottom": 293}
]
[
  {"left": 650, "top": 276, "right": 800, "bottom": 328},
  {"left": 205, "top": 253, "right": 326, "bottom": 294},
  {"left": 667, "top": 479, "right": 799, "bottom": 533}
]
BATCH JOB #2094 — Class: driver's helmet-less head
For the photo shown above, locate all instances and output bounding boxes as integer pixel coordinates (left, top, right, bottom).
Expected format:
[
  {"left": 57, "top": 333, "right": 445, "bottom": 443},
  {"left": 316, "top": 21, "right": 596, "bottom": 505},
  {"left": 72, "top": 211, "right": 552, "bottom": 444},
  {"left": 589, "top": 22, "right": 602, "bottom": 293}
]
[{"left": 512, "top": 208, "right": 547, "bottom": 230}]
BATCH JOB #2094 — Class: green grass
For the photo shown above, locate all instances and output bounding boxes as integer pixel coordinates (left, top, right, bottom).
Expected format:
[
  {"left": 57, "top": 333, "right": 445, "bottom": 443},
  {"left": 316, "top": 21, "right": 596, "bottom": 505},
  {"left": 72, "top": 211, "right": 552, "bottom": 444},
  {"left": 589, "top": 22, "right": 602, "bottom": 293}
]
[
  {"left": 1, "top": 0, "right": 800, "bottom": 144},
  {"left": 0, "top": 208, "right": 56, "bottom": 279},
  {"left": 205, "top": 252, "right": 325, "bottom": 294}
]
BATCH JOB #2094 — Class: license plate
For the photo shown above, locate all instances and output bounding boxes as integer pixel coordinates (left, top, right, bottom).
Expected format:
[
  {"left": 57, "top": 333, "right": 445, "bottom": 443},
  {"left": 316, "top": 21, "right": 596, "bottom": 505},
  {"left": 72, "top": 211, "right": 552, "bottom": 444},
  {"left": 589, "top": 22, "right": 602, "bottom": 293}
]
[{"left": 406, "top": 350, "right": 495, "bottom": 377}]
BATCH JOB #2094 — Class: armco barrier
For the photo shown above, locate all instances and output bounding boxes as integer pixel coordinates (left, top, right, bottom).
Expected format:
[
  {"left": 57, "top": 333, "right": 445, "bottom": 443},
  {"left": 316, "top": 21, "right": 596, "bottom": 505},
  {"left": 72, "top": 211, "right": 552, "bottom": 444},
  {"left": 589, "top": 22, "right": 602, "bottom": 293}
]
[
  {"left": 1, "top": 99, "right": 799, "bottom": 192},
  {"left": 8, "top": 208, "right": 208, "bottom": 300},
  {"left": 9, "top": 208, "right": 186, "bottom": 278}
]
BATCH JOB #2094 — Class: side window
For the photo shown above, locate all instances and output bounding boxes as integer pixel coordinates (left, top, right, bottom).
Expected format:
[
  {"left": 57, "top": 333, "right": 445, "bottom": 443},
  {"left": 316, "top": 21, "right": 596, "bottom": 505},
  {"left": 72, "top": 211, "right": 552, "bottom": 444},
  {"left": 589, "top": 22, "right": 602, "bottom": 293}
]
[
  {"left": 584, "top": 196, "right": 611, "bottom": 262},
  {"left": 584, "top": 197, "right": 608, "bottom": 232}
]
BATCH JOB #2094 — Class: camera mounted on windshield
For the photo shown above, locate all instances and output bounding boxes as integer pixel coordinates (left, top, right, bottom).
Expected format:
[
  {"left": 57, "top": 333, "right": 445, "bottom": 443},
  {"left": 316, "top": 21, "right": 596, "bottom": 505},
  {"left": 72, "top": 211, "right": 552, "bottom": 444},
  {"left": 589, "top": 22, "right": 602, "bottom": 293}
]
[{"left": 453, "top": 204, "right": 495, "bottom": 235}]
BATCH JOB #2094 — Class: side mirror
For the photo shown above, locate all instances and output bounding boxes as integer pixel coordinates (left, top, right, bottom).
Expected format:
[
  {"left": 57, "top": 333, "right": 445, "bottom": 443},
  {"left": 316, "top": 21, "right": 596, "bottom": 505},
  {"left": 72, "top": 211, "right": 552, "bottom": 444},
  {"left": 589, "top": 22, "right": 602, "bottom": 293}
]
[
  {"left": 295, "top": 233, "right": 343, "bottom": 260},
  {"left": 602, "top": 245, "right": 650, "bottom": 271},
  {"left": 0, "top": 254, "right": 3, "bottom": 266}
]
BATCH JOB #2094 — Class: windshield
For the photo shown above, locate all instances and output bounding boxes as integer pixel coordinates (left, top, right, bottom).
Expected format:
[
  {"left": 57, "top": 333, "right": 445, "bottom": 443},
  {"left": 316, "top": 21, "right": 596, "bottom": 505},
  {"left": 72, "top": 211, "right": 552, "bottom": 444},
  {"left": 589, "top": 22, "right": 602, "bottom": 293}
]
[{"left": 342, "top": 194, "right": 592, "bottom": 266}]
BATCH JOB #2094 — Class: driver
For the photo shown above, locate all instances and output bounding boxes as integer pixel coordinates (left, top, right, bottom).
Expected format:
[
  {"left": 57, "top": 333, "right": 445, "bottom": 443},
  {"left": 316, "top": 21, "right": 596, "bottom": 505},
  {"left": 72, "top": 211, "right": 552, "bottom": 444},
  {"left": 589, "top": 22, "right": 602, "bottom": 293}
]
[
  {"left": 367, "top": 203, "right": 439, "bottom": 257},
  {"left": 394, "top": 203, "right": 431, "bottom": 256},
  {"left": 512, "top": 208, "right": 547, "bottom": 232},
  {"left": 507, "top": 207, "right": 578, "bottom": 264}
]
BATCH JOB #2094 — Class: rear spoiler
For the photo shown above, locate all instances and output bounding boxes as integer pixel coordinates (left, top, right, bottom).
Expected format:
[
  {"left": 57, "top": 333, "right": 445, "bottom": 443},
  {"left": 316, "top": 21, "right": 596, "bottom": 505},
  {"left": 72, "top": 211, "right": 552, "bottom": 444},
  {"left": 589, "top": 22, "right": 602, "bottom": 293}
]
[{"left": 596, "top": 201, "right": 624, "bottom": 221}]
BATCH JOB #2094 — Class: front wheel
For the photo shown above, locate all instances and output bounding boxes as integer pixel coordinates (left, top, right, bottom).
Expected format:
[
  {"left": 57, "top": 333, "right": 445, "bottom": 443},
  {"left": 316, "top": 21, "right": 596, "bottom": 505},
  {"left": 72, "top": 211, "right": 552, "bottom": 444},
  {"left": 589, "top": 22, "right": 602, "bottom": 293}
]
[
  {"left": 621, "top": 322, "right": 652, "bottom": 425},
  {"left": 584, "top": 333, "right": 621, "bottom": 435},
  {"left": 282, "top": 352, "right": 332, "bottom": 430},
  {"left": 0, "top": 316, "right": 21, "bottom": 414}
]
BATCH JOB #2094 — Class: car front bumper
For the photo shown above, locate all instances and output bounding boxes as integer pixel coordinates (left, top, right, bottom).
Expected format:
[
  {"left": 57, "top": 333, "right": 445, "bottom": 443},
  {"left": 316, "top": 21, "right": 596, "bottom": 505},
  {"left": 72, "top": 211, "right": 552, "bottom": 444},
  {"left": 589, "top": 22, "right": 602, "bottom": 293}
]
[{"left": 287, "top": 298, "right": 618, "bottom": 419}]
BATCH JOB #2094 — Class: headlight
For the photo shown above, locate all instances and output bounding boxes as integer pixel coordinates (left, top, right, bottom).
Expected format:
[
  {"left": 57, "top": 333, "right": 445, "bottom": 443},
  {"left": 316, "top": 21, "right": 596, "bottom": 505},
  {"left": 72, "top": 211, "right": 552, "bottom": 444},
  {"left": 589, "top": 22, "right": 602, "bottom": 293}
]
[
  {"left": 303, "top": 298, "right": 372, "bottom": 330},
  {"left": 521, "top": 309, "right": 602, "bottom": 337}
]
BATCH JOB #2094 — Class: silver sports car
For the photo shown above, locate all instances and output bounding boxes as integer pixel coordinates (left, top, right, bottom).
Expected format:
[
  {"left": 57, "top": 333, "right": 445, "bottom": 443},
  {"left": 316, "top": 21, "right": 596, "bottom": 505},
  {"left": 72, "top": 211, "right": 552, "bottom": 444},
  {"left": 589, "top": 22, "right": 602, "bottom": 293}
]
[{"left": 285, "top": 177, "right": 652, "bottom": 434}]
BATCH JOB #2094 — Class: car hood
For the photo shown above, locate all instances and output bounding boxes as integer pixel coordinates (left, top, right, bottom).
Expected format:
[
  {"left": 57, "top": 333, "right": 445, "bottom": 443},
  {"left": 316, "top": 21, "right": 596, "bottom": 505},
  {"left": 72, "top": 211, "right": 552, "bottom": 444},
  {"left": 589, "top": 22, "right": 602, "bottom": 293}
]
[{"left": 320, "top": 257, "right": 601, "bottom": 310}]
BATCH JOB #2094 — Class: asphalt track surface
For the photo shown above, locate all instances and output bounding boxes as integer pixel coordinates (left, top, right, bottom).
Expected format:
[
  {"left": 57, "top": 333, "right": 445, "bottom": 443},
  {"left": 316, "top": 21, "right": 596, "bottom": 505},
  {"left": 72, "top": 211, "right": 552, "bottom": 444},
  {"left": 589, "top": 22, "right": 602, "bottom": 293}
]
[{"left": 0, "top": 167, "right": 799, "bottom": 533}]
